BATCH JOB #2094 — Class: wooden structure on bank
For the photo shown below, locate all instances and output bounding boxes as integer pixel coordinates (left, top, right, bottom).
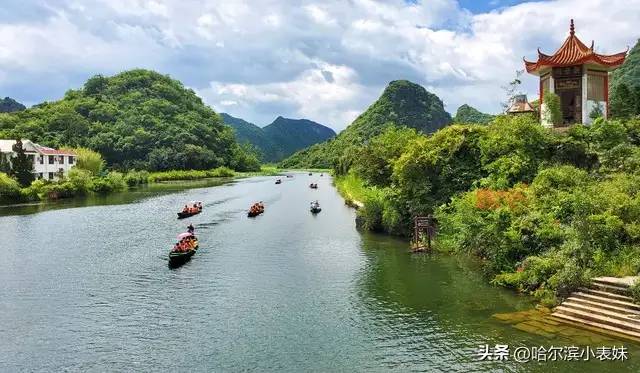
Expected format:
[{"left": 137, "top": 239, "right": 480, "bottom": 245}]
[
  {"left": 411, "top": 215, "right": 437, "bottom": 253},
  {"left": 524, "top": 19, "right": 627, "bottom": 126}
]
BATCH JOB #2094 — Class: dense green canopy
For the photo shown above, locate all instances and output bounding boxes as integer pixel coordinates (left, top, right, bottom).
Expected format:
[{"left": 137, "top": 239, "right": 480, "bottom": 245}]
[
  {"left": 0, "top": 69, "right": 259, "bottom": 171},
  {"left": 610, "top": 40, "right": 640, "bottom": 118}
]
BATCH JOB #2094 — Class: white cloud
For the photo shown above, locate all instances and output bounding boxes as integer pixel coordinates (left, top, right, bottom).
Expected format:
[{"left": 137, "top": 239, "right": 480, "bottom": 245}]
[{"left": 0, "top": 0, "right": 638, "bottom": 131}]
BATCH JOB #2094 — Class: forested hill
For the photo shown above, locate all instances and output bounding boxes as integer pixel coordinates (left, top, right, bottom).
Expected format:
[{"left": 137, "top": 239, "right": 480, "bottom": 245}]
[
  {"left": 221, "top": 113, "right": 335, "bottom": 162},
  {"left": 280, "top": 80, "right": 452, "bottom": 169},
  {"left": 0, "top": 97, "right": 26, "bottom": 113},
  {"left": 453, "top": 104, "right": 494, "bottom": 124},
  {"left": 0, "top": 69, "right": 259, "bottom": 171},
  {"left": 610, "top": 39, "right": 640, "bottom": 118},
  {"left": 220, "top": 113, "right": 277, "bottom": 161}
]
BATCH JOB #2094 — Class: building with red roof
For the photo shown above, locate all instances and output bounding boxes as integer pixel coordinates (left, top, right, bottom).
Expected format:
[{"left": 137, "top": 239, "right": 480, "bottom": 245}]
[
  {"left": 524, "top": 19, "right": 627, "bottom": 126},
  {"left": 0, "top": 139, "right": 76, "bottom": 181}
]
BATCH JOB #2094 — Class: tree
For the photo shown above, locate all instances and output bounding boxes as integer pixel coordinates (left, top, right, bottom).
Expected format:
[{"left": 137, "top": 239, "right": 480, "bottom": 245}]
[
  {"left": 610, "top": 82, "right": 637, "bottom": 119},
  {"left": 501, "top": 70, "right": 524, "bottom": 112},
  {"left": 543, "top": 92, "right": 562, "bottom": 126},
  {"left": 10, "top": 139, "right": 34, "bottom": 186}
]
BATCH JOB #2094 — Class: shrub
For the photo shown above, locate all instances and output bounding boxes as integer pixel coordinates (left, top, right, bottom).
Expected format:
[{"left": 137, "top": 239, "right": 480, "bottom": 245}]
[
  {"left": 543, "top": 92, "right": 562, "bottom": 125},
  {"left": 123, "top": 170, "right": 150, "bottom": 186},
  {"left": 69, "top": 147, "right": 105, "bottom": 175},
  {"left": 0, "top": 172, "right": 22, "bottom": 202}
]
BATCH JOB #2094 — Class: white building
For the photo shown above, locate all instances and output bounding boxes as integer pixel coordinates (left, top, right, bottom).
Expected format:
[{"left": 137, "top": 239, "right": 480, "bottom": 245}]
[{"left": 0, "top": 139, "right": 76, "bottom": 181}]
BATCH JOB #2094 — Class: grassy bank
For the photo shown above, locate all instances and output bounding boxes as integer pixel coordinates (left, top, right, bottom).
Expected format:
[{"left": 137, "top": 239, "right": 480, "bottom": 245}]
[{"left": 1, "top": 166, "right": 283, "bottom": 204}]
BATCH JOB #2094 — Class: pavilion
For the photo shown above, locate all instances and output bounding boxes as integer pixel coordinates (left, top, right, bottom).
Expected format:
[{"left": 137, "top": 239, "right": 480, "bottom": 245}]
[{"left": 524, "top": 19, "right": 627, "bottom": 126}]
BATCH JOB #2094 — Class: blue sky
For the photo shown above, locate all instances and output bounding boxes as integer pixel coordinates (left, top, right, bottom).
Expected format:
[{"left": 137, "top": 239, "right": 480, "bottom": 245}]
[{"left": 0, "top": 0, "right": 637, "bottom": 131}]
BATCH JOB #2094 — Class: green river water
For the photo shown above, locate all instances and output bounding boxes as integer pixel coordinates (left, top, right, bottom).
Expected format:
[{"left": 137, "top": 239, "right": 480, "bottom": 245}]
[{"left": 1, "top": 173, "right": 638, "bottom": 372}]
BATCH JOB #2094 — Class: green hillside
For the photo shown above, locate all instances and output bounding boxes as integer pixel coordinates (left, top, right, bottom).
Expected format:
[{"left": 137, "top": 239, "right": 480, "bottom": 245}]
[
  {"left": 281, "top": 80, "right": 452, "bottom": 170},
  {"left": 0, "top": 97, "right": 26, "bottom": 113},
  {"left": 453, "top": 104, "right": 494, "bottom": 124},
  {"left": 610, "top": 39, "right": 640, "bottom": 118},
  {"left": 0, "top": 69, "right": 259, "bottom": 171},
  {"left": 220, "top": 113, "right": 278, "bottom": 161},
  {"left": 221, "top": 113, "right": 335, "bottom": 162}
]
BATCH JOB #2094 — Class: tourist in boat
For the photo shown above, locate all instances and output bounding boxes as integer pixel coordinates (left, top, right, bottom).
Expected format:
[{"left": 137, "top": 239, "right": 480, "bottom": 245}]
[{"left": 183, "top": 205, "right": 189, "bottom": 213}]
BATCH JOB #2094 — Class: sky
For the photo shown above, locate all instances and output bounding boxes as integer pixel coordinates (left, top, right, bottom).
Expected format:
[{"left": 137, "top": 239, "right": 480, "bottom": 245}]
[{"left": 0, "top": 0, "right": 638, "bottom": 131}]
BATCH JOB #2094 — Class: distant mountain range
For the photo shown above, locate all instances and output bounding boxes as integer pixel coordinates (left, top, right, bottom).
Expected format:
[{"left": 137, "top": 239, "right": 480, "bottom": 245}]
[
  {"left": 221, "top": 113, "right": 336, "bottom": 162},
  {"left": 0, "top": 97, "right": 26, "bottom": 113},
  {"left": 281, "top": 80, "right": 452, "bottom": 169}
]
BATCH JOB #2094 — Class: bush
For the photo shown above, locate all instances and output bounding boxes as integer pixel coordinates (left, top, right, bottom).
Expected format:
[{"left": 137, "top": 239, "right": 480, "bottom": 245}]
[
  {"left": 543, "top": 92, "right": 562, "bottom": 125},
  {"left": 0, "top": 172, "right": 22, "bottom": 202},
  {"left": 147, "top": 167, "right": 235, "bottom": 182},
  {"left": 69, "top": 147, "right": 105, "bottom": 175},
  {"left": 90, "top": 171, "right": 127, "bottom": 193},
  {"left": 123, "top": 170, "right": 150, "bottom": 187}
]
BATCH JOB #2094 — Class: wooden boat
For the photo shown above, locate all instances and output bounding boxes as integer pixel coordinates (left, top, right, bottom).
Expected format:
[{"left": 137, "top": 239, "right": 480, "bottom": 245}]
[
  {"left": 309, "top": 183, "right": 318, "bottom": 189},
  {"left": 275, "top": 179, "right": 282, "bottom": 184},
  {"left": 310, "top": 201, "right": 321, "bottom": 213},
  {"left": 168, "top": 241, "right": 199, "bottom": 267},
  {"left": 308, "top": 172, "right": 312, "bottom": 176},
  {"left": 247, "top": 203, "right": 265, "bottom": 217},
  {"left": 177, "top": 210, "right": 201, "bottom": 219},
  {"left": 286, "top": 175, "right": 293, "bottom": 178}
]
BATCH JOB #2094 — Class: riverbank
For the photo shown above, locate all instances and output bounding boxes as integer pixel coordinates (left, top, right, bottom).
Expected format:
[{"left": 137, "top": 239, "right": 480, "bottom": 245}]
[{"left": 0, "top": 166, "right": 282, "bottom": 206}]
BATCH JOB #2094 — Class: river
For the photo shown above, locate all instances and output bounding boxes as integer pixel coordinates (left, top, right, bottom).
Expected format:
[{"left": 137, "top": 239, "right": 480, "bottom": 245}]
[{"left": 1, "top": 173, "right": 638, "bottom": 372}]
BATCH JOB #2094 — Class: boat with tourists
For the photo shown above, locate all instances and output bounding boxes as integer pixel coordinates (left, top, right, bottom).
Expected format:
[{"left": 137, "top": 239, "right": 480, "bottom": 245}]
[
  {"left": 275, "top": 179, "right": 282, "bottom": 184},
  {"left": 310, "top": 200, "right": 321, "bottom": 214},
  {"left": 247, "top": 201, "right": 265, "bottom": 217},
  {"left": 309, "top": 183, "right": 318, "bottom": 189},
  {"left": 168, "top": 231, "right": 199, "bottom": 267},
  {"left": 177, "top": 201, "right": 203, "bottom": 219}
]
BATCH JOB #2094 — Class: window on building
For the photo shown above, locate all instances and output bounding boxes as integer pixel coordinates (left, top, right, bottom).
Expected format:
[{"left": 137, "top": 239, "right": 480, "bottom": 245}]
[
  {"left": 48, "top": 155, "right": 55, "bottom": 164},
  {"left": 587, "top": 73, "right": 605, "bottom": 102},
  {"left": 38, "top": 173, "right": 43, "bottom": 179},
  {"left": 58, "top": 155, "right": 64, "bottom": 163},
  {"left": 69, "top": 156, "right": 75, "bottom": 164},
  {"left": 39, "top": 155, "right": 44, "bottom": 164},
  {"left": 48, "top": 172, "right": 54, "bottom": 180}
]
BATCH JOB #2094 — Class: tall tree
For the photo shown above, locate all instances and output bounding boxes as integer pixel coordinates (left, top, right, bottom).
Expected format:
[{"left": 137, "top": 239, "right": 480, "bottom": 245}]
[
  {"left": 501, "top": 70, "right": 524, "bottom": 112},
  {"left": 10, "top": 139, "right": 34, "bottom": 187},
  {"left": 610, "top": 82, "right": 637, "bottom": 119}
]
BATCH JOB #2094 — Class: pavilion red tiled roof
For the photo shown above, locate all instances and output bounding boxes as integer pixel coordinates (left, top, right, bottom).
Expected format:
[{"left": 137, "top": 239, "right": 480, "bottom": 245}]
[{"left": 524, "top": 19, "right": 627, "bottom": 74}]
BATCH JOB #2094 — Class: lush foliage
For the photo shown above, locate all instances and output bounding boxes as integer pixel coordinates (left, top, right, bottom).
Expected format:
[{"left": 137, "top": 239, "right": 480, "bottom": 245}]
[
  {"left": 0, "top": 69, "right": 259, "bottom": 172},
  {"left": 610, "top": 40, "right": 640, "bottom": 119},
  {"left": 453, "top": 104, "right": 494, "bottom": 124},
  {"left": 65, "top": 147, "right": 105, "bottom": 175},
  {"left": 0, "top": 97, "right": 26, "bottom": 113},
  {"left": 332, "top": 110, "right": 640, "bottom": 304},
  {"left": 281, "top": 80, "right": 452, "bottom": 169},
  {"left": 543, "top": 92, "right": 562, "bottom": 126},
  {"left": 147, "top": 166, "right": 235, "bottom": 182},
  {"left": 0, "top": 172, "right": 22, "bottom": 203}
]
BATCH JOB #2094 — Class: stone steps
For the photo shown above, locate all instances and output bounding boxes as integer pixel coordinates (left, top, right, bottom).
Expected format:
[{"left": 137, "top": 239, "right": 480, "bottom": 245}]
[
  {"left": 566, "top": 295, "right": 640, "bottom": 315},
  {"left": 552, "top": 276, "right": 640, "bottom": 341}
]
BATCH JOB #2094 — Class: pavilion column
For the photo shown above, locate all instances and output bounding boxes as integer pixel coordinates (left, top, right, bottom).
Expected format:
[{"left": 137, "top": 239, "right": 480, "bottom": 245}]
[
  {"left": 582, "top": 69, "right": 588, "bottom": 124},
  {"left": 604, "top": 74, "right": 609, "bottom": 119}
]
